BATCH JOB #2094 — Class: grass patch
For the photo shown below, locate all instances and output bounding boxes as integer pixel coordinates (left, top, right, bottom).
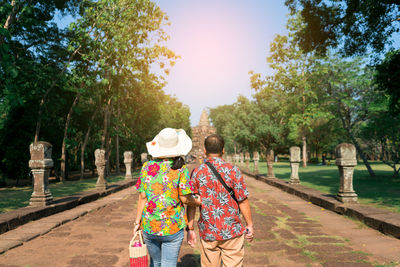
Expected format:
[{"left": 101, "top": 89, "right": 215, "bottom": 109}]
[
  {"left": 304, "top": 215, "right": 319, "bottom": 223},
  {"left": 250, "top": 202, "right": 268, "bottom": 216},
  {"left": 250, "top": 161, "right": 400, "bottom": 213},
  {"left": 343, "top": 215, "right": 369, "bottom": 229},
  {"left": 301, "top": 249, "right": 317, "bottom": 261},
  {"left": 287, "top": 235, "right": 311, "bottom": 248},
  {"left": 0, "top": 172, "right": 138, "bottom": 213},
  {"left": 374, "top": 261, "right": 400, "bottom": 267},
  {"left": 351, "top": 250, "right": 371, "bottom": 256},
  {"left": 275, "top": 216, "right": 290, "bottom": 230}
]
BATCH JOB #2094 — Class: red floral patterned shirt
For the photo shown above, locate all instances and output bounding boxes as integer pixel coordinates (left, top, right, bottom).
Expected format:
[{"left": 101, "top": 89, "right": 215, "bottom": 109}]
[{"left": 190, "top": 157, "right": 249, "bottom": 241}]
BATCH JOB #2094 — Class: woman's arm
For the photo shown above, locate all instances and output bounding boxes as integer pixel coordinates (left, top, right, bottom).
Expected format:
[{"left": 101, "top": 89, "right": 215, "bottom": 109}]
[{"left": 133, "top": 192, "right": 147, "bottom": 234}]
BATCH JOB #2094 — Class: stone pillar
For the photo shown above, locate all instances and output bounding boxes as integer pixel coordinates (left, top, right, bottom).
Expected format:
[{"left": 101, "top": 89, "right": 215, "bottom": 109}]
[
  {"left": 95, "top": 149, "right": 107, "bottom": 190},
  {"left": 335, "top": 144, "right": 358, "bottom": 203},
  {"left": 289, "top": 146, "right": 301, "bottom": 184},
  {"left": 234, "top": 154, "right": 239, "bottom": 165},
  {"left": 141, "top": 153, "right": 148, "bottom": 164},
  {"left": 239, "top": 152, "right": 244, "bottom": 167},
  {"left": 124, "top": 151, "right": 133, "bottom": 180},
  {"left": 266, "top": 149, "right": 275, "bottom": 178},
  {"left": 245, "top": 152, "right": 250, "bottom": 170},
  {"left": 253, "top": 151, "right": 259, "bottom": 173},
  {"left": 29, "top": 142, "right": 53, "bottom": 206}
]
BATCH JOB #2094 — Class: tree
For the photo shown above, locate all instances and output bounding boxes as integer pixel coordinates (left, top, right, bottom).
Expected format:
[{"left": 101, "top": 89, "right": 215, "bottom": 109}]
[
  {"left": 314, "top": 55, "right": 376, "bottom": 176},
  {"left": 374, "top": 50, "right": 400, "bottom": 115},
  {"left": 360, "top": 102, "right": 400, "bottom": 176},
  {"left": 0, "top": 0, "right": 79, "bottom": 182},
  {"left": 258, "top": 15, "right": 332, "bottom": 167},
  {"left": 357, "top": 50, "right": 400, "bottom": 176},
  {"left": 210, "top": 93, "right": 286, "bottom": 157},
  {"left": 285, "top": 0, "right": 400, "bottom": 56},
  {"left": 209, "top": 105, "right": 236, "bottom": 153},
  {"left": 56, "top": 0, "right": 178, "bottom": 180},
  {"left": 0, "top": 0, "right": 188, "bottom": 184}
]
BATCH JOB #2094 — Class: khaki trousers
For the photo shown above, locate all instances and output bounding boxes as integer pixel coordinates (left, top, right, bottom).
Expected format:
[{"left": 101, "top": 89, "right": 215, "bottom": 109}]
[{"left": 200, "top": 235, "right": 244, "bottom": 267}]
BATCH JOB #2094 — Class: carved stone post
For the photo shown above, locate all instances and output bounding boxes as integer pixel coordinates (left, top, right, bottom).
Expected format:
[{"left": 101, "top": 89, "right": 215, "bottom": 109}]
[
  {"left": 124, "top": 151, "right": 133, "bottom": 180},
  {"left": 29, "top": 142, "right": 53, "bottom": 206},
  {"left": 266, "top": 149, "right": 275, "bottom": 178},
  {"left": 239, "top": 152, "right": 244, "bottom": 167},
  {"left": 253, "top": 151, "right": 259, "bottom": 173},
  {"left": 336, "top": 144, "right": 358, "bottom": 203},
  {"left": 289, "top": 146, "right": 301, "bottom": 184},
  {"left": 141, "top": 153, "right": 148, "bottom": 164},
  {"left": 245, "top": 152, "right": 250, "bottom": 170},
  {"left": 226, "top": 154, "right": 232, "bottom": 164},
  {"left": 95, "top": 149, "right": 107, "bottom": 190},
  {"left": 234, "top": 154, "right": 240, "bottom": 165}
]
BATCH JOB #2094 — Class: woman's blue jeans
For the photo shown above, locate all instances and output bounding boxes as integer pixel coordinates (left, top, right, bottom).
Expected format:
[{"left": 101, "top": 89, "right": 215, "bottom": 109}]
[{"left": 143, "top": 229, "right": 184, "bottom": 267}]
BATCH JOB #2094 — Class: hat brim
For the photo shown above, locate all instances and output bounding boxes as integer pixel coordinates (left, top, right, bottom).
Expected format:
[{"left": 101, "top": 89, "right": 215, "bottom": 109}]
[{"left": 146, "top": 129, "right": 192, "bottom": 158}]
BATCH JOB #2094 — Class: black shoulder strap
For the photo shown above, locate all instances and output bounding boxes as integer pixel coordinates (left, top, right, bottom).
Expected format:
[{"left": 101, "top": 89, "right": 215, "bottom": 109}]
[{"left": 205, "top": 161, "right": 238, "bottom": 204}]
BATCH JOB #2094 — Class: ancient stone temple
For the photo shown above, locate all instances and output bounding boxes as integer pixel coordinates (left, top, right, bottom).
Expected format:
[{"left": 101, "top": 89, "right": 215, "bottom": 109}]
[{"left": 189, "top": 109, "right": 217, "bottom": 160}]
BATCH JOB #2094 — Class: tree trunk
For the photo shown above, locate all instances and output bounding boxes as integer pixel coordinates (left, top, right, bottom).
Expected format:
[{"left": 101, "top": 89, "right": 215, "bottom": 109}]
[
  {"left": 115, "top": 104, "right": 120, "bottom": 174},
  {"left": 101, "top": 99, "right": 112, "bottom": 149},
  {"left": 0, "top": 0, "right": 21, "bottom": 57},
  {"left": 302, "top": 136, "right": 307, "bottom": 167},
  {"left": 60, "top": 92, "right": 81, "bottom": 182},
  {"left": 3, "top": 1, "right": 18, "bottom": 30},
  {"left": 335, "top": 100, "right": 375, "bottom": 177},
  {"left": 348, "top": 132, "right": 375, "bottom": 177},
  {"left": 101, "top": 99, "right": 112, "bottom": 176},
  {"left": 106, "top": 135, "right": 112, "bottom": 176},
  {"left": 80, "top": 109, "right": 98, "bottom": 180},
  {"left": 115, "top": 135, "right": 120, "bottom": 174}
]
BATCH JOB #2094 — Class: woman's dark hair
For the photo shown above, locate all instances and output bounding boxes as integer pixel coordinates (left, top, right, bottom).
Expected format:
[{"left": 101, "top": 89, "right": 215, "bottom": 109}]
[{"left": 171, "top": 156, "right": 185, "bottom": 170}]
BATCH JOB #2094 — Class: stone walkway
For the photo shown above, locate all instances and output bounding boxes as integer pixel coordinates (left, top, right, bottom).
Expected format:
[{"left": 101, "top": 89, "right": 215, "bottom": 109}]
[{"left": 1, "top": 172, "right": 400, "bottom": 266}]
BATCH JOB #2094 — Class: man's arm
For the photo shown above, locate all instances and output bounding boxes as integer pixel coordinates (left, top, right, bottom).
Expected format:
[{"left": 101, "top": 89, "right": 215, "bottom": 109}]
[
  {"left": 186, "top": 205, "right": 197, "bottom": 247},
  {"left": 179, "top": 194, "right": 201, "bottom": 206},
  {"left": 238, "top": 198, "right": 254, "bottom": 241}
]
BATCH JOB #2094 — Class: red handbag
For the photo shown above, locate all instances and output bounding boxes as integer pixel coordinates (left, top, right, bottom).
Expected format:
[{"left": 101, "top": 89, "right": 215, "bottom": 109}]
[{"left": 129, "top": 230, "right": 149, "bottom": 267}]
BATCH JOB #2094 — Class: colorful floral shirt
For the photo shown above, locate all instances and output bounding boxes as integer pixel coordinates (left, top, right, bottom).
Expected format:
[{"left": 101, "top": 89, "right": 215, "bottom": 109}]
[
  {"left": 136, "top": 159, "right": 194, "bottom": 236},
  {"left": 190, "top": 157, "right": 249, "bottom": 241}
]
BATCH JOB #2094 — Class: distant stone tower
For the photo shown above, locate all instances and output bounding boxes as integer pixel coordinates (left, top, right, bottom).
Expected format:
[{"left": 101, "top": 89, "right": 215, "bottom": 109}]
[{"left": 189, "top": 109, "right": 217, "bottom": 159}]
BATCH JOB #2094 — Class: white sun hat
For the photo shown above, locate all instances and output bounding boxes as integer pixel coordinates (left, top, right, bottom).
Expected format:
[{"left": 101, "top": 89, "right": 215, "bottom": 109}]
[{"left": 146, "top": 128, "right": 192, "bottom": 158}]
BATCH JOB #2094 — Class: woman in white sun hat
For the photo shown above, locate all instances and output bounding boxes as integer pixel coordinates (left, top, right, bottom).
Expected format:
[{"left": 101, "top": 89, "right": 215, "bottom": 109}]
[{"left": 133, "top": 128, "right": 201, "bottom": 267}]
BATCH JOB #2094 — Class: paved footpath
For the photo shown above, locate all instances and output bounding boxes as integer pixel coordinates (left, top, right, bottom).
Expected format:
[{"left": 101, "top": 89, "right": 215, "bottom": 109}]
[{"left": 1, "top": 170, "right": 400, "bottom": 266}]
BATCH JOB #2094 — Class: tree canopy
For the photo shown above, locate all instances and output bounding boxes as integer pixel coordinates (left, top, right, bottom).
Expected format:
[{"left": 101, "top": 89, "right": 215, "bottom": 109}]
[
  {"left": 0, "top": 0, "right": 190, "bottom": 184},
  {"left": 284, "top": 0, "right": 400, "bottom": 56}
]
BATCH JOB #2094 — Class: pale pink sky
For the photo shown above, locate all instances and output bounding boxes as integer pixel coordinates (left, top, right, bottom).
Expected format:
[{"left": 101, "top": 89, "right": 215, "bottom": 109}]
[{"left": 153, "top": 0, "right": 289, "bottom": 125}]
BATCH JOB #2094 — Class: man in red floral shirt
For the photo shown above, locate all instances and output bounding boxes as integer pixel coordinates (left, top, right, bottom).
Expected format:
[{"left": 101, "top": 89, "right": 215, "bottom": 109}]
[{"left": 187, "top": 134, "right": 254, "bottom": 267}]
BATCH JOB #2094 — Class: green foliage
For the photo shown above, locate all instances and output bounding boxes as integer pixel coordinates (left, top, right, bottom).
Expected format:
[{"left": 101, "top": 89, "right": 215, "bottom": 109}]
[
  {"left": 0, "top": 0, "right": 189, "bottom": 182},
  {"left": 209, "top": 105, "right": 236, "bottom": 153},
  {"left": 209, "top": 94, "right": 286, "bottom": 154},
  {"left": 0, "top": 0, "right": 77, "bottom": 180},
  {"left": 375, "top": 50, "right": 400, "bottom": 115},
  {"left": 211, "top": 13, "right": 383, "bottom": 177},
  {"left": 285, "top": 0, "right": 400, "bottom": 56}
]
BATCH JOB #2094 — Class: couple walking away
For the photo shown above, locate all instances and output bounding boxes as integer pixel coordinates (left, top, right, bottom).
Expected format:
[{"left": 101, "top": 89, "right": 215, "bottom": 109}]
[{"left": 133, "top": 128, "right": 254, "bottom": 267}]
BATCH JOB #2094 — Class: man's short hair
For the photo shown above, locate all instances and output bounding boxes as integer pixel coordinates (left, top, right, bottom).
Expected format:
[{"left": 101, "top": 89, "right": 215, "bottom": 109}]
[{"left": 204, "top": 134, "right": 224, "bottom": 154}]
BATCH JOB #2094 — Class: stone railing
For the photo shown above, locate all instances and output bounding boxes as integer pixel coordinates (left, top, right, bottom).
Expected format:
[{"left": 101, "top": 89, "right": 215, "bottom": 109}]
[{"left": 236, "top": 143, "right": 359, "bottom": 204}]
